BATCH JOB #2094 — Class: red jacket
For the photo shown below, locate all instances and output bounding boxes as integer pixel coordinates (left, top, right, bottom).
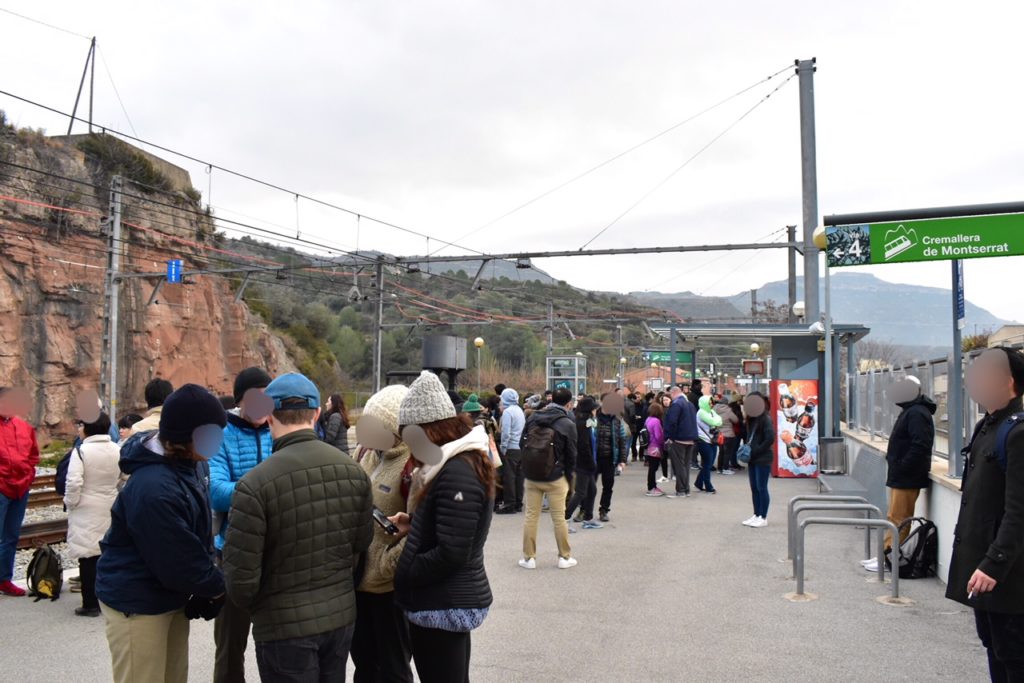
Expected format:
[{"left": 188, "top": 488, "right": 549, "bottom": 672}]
[{"left": 0, "top": 416, "right": 39, "bottom": 499}]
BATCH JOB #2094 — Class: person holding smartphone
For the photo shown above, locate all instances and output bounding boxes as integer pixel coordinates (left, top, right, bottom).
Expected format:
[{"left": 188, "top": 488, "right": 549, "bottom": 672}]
[
  {"left": 389, "top": 371, "right": 494, "bottom": 683},
  {"left": 350, "top": 385, "right": 415, "bottom": 683}
]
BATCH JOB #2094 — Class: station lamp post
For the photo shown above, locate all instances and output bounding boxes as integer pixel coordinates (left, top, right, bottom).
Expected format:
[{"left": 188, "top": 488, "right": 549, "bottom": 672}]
[
  {"left": 618, "top": 356, "right": 627, "bottom": 389},
  {"left": 473, "top": 337, "right": 484, "bottom": 394}
]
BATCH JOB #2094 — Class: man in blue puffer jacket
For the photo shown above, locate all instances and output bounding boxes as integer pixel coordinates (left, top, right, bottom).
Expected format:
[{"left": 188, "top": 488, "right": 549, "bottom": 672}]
[{"left": 208, "top": 367, "right": 273, "bottom": 683}]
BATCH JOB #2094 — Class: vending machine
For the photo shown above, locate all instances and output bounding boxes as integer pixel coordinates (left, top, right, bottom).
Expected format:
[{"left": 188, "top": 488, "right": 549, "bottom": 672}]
[{"left": 770, "top": 380, "right": 819, "bottom": 478}]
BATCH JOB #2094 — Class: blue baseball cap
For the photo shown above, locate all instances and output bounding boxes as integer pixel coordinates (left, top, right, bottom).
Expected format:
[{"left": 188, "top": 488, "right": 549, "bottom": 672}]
[{"left": 264, "top": 373, "right": 321, "bottom": 410}]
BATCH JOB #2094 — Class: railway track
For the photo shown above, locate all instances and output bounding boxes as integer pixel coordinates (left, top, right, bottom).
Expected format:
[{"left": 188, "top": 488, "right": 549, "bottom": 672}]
[
  {"left": 17, "top": 519, "right": 68, "bottom": 550},
  {"left": 27, "top": 474, "right": 62, "bottom": 509}
]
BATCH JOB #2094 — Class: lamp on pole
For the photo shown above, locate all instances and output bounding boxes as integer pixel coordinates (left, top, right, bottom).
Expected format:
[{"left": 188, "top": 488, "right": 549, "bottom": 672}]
[
  {"left": 618, "top": 356, "right": 627, "bottom": 390},
  {"left": 473, "top": 337, "right": 485, "bottom": 394}
]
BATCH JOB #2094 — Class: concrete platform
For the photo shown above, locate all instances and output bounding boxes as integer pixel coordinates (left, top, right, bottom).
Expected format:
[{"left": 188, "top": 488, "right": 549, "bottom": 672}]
[{"left": 0, "top": 466, "right": 987, "bottom": 681}]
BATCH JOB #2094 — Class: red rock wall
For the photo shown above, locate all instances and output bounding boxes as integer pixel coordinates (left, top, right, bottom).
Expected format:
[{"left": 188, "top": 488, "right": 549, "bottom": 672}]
[{"left": 0, "top": 135, "right": 294, "bottom": 441}]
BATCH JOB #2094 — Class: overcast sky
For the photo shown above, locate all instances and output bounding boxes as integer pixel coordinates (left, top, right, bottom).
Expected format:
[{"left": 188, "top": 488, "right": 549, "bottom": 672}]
[{"left": 3, "top": 1, "right": 1023, "bottom": 325}]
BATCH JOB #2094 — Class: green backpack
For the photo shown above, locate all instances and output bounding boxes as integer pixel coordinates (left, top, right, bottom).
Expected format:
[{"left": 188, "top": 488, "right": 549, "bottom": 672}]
[{"left": 27, "top": 545, "right": 64, "bottom": 602}]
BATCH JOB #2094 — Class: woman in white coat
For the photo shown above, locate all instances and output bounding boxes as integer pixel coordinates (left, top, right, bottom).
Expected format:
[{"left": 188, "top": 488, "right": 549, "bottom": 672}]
[{"left": 65, "top": 412, "right": 122, "bottom": 617}]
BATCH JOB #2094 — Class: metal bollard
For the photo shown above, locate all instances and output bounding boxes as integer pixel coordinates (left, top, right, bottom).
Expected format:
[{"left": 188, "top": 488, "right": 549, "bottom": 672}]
[
  {"left": 794, "top": 516, "right": 904, "bottom": 601},
  {"left": 790, "top": 503, "right": 881, "bottom": 578},
  {"left": 787, "top": 495, "right": 869, "bottom": 561}
]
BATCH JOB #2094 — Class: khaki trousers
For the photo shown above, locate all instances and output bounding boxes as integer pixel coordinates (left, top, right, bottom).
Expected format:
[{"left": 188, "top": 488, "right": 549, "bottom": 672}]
[
  {"left": 523, "top": 477, "right": 572, "bottom": 560},
  {"left": 884, "top": 487, "right": 921, "bottom": 551},
  {"left": 100, "top": 602, "right": 189, "bottom": 683}
]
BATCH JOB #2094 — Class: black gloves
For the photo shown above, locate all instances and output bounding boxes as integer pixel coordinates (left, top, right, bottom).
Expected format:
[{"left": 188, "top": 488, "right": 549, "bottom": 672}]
[{"left": 185, "top": 593, "right": 226, "bottom": 621}]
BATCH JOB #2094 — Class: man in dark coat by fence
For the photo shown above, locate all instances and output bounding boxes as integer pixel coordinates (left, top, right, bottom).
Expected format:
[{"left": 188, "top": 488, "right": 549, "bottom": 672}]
[{"left": 863, "top": 377, "right": 936, "bottom": 573}]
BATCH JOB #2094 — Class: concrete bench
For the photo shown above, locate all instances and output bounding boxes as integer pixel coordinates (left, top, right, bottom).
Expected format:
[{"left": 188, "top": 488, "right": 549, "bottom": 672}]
[{"left": 818, "top": 449, "right": 888, "bottom": 514}]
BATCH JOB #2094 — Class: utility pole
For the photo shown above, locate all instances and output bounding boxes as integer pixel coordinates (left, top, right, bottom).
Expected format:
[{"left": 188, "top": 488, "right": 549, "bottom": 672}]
[
  {"left": 616, "top": 325, "right": 624, "bottom": 389},
  {"left": 68, "top": 37, "right": 97, "bottom": 135},
  {"left": 669, "top": 325, "right": 677, "bottom": 388},
  {"left": 797, "top": 58, "right": 820, "bottom": 322},
  {"left": 787, "top": 224, "right": 798, "bottom": 322},
  {"left": 372, "top": 262, "right": 384, "bottom": 393},
  {"left": 546, "top": 302, "right": 554, "bottom": 354},
  {"left": 750, "top": 289, "right": 758, "bottom": 321},
  {"left": 100, "top": 175, "right": 123, "bottom": 414}
]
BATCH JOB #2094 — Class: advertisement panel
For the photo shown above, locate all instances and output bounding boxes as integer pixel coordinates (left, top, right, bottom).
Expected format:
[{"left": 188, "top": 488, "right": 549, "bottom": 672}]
[{"left": 770, "top": 380, "right": 819, "bottom": 478}]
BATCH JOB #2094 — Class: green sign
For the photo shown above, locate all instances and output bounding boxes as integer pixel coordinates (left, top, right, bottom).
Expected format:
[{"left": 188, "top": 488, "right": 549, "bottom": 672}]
[
  {"left": 826, "top": 213, "right": 1024, "bottom": 267},
  {"left": 642, "top": 350, "right": 694, "bottom": 364}
]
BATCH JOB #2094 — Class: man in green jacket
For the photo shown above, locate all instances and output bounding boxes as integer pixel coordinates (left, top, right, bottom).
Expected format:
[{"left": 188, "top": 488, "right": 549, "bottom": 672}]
[{"left": 223, "top": 373, "right": 373, "bottom": 681}]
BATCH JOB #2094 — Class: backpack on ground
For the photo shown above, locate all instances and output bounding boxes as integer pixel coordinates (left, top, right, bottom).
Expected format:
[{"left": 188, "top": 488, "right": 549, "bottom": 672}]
[
  {"left": 522, "top": 422, "right": 558, "bottom": 480},
  {"left": 26, "top": 545, "right": 64, "bottom": 602},
  {"left": 54, "top": 444, "right": 83, "bottom": 498},
  {"left": 885, "top": 517, "right": 938, "bottom": 579}
]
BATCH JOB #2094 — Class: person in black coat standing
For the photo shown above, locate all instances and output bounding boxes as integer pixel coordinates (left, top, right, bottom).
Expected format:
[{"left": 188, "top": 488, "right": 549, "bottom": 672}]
[
  {"left": 947, "top": 347, "right": 1024, "bottom": 681},
  {"left": 390, "top": 371, "right": 494, "bottom": 683},
  {"left": 863, "top": 377, "right": 936, "bottom": 572},
  {"left": 741, "top": 392, "right": 775, "bottom": 528},
  {"left": 566, "top": 397, "right": 600, "bottom": 529}
]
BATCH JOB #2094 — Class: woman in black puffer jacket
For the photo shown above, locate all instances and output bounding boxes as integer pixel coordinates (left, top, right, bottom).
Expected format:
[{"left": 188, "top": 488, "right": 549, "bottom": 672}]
[{"left": 391, "top": 371, "right": 494, "bottom": 683}]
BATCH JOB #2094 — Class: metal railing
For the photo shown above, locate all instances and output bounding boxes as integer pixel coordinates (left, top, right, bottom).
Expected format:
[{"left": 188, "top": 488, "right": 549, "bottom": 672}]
[
  {"left": 786, "top": 497, "right": 868, "bottom": 561},
  {"left": 793, "top": 516, "right": 905, "bottom": 601},
  {"left": 846, "top": 351, "right": 986, "bottom": 460},
  {"left": 786, "top": 496, "right": 877, "bottom": 565}
]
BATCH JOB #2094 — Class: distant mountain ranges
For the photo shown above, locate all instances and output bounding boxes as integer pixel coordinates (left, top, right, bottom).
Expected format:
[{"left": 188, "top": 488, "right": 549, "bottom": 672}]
[
  {"left": 329, "top": 251, "right": 1012, "bottom": 351},
  {"left": 630, "top": 272, "right": 1013, "bottom": 351}
]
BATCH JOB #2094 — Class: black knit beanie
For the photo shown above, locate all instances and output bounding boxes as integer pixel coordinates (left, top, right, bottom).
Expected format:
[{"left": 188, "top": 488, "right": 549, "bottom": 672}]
[
  {"left": 233, "top": 367, "right": 273, "bottom": 404},
  {"left": 159, "top": 384, "right": 228, "bottom": 445}
]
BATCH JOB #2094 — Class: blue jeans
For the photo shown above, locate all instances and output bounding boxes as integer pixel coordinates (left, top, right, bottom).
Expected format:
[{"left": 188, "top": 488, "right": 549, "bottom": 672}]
[
  {"left": 256, "top": 623, "right": 354, "bottom": 683},
  {"left": 695, "top": 441, "right": 717, "bottom": 491},
  {"left": 0, "top": 492, "right": 29, "bottom": 581},
  {"left": 748, "top": 465, "right": 771, "bottom": 519}
]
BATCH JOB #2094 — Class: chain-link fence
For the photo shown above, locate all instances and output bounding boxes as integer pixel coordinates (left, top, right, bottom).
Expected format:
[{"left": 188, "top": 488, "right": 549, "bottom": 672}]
[{"left": 846, "top": 352, "right": 985, "bottom": 460}]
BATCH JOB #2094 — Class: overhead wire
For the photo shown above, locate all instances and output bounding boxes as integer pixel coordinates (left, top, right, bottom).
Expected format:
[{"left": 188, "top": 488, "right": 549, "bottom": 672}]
[
  {"left": 428, "top": 62, "right": 794, "bottom": 255},
  {"left": 0, "top": 88, "right": 493, "bottom": 257},
  {"left": 578, "top": 72, "right": 798, "bottom": 250}
]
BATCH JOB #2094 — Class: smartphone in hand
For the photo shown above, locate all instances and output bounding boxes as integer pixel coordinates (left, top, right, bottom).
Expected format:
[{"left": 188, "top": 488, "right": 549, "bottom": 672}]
[{"left": 372, "top": 506, "right": 400, "bottom": 535}]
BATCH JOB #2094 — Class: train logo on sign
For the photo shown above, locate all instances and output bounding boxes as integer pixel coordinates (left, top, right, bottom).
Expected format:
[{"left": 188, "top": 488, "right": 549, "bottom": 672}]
[{"left": 883, "top": 225, "right": 918, "bottom": 261}]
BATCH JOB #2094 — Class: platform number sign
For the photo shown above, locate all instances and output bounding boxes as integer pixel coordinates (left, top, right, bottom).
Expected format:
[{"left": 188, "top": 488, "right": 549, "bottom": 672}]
[{"left": 825, "top": 225, "right": 871, "bottom": 267}]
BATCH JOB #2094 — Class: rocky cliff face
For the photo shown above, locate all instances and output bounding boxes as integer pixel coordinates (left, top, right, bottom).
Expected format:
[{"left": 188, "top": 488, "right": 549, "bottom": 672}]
[{"left": 0, "top": 130, "right": 294, "bottom": 441}]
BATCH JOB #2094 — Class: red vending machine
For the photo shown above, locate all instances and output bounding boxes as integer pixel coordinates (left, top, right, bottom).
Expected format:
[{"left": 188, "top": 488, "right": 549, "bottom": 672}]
[{"left": 769, "top": 380, "right": 819, "bottom": 478}]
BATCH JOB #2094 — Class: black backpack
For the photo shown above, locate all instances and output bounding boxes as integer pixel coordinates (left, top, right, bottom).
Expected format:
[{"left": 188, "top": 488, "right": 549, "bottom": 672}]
[
  {"left": 26, "top": 545, "right": 64, "bottom": 601},
  {"left": 885, "top": 517, "right": 938, "bottom": 579},
  {"left": 522, "top": 422, "right": 558, "bottom": 481},
  {"left": 54, "top": 445, "right": 83, "bottom": 498},
  {"left": 638, "top": 427, "right": 650, "bottom": 450}
]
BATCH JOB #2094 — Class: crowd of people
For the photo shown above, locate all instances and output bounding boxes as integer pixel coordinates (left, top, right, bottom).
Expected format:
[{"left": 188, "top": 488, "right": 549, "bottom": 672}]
[{"left": 1, "top": 346, "right": 1024, "bottom": 681}]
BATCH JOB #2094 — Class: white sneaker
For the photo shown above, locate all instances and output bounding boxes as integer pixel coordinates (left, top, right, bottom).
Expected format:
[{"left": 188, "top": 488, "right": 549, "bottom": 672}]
[
  {"left": 749, "top": 517, "right": 768, "bottom": 528},
  {"left": 518, "top": 557, "right": 537, "bottom": 570},
  {"left": 863, "top": 559, "right": 879, "bottom": 572},
  {"left": 742, "top": 516, "right": 759, "bottom": 526},
  {"left": 557, "top": 556, "right": 578, "bottom": 569},
  {"left": 860, "top": 557, "right": 877, "bottom": 567},
  {"left": 657, "top": 476, "right": 668, "bottom": 483}
]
